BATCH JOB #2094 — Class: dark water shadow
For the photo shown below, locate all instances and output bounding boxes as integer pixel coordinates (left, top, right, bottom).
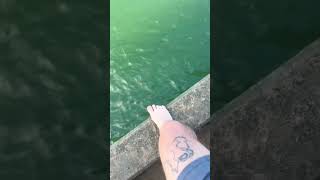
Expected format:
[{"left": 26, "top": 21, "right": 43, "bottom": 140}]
[
  {"left": 0, "top": 1, "right": 107, "bottom": 179},
  {"left": 213, "top": 0, "right": 320, "bottom": 112}
]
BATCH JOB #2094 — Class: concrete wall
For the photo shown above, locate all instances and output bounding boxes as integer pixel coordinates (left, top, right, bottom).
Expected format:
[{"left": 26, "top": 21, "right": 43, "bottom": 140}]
[
  {"left": 110, "top": 74, "right": 210, "bottom": 180},
  {"left": 211, "top": 39, "right": 320, "bottom": 179}
]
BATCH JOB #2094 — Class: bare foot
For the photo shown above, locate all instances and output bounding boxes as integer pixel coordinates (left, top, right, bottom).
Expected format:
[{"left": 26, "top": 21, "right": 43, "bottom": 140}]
[{"left": 147, "top": 105, "right": 173, "bottom": 129}]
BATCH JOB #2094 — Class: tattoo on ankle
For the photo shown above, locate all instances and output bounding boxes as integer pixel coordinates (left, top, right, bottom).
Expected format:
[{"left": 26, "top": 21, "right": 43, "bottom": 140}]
[{"left": 165, "top": 136, "right": 194, "bottom": 173}]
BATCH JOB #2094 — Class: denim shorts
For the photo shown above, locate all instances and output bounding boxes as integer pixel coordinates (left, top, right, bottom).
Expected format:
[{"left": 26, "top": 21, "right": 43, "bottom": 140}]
[{"left": 177, "top": 155, "right": 210, "bottom": 180}]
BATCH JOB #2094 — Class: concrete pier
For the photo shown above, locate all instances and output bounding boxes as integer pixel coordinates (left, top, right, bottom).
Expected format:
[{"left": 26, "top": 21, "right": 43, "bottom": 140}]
[{"left": 112, "top": 38, "right": 320, "bottom": 180}]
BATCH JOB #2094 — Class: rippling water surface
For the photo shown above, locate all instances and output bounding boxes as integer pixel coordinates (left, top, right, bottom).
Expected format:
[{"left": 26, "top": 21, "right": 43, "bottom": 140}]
[
  {"left": 0, "top": 1, "right": 106, "bottom": 179},
  {"left": 110, "top": 0, "right": 210, "bottom": 143}
]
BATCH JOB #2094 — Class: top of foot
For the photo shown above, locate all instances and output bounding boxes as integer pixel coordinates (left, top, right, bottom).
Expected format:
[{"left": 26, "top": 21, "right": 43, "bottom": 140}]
[{"left": 147, "top": 105, "right": 173, "bottom": 129}]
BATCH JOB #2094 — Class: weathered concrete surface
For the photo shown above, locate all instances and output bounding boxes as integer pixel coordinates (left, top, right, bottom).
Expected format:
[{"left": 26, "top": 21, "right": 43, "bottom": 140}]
[
  {"left": 211, "top": 39, "right": 320, "bottom": 180},
  {"left": 110, "top": 74, "right": 210, "bottom": 180}
]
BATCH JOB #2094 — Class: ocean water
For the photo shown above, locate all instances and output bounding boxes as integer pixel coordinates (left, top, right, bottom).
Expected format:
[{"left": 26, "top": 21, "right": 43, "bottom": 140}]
[
  {"left": 0, "top": 1, "right": 106, "bottom": 179},
  {"left": 110, "top": 0, "right": 210, "bottom": 143}
]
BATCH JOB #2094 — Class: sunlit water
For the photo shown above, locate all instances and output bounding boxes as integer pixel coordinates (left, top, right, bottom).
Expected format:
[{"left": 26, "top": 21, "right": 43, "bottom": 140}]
[{"left": 110, "top": 0, "right": 210, "bottom": 143}]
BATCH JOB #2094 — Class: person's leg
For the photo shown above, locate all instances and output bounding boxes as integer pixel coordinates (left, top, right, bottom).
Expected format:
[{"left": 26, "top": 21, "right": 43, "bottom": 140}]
[{"left": 147, "top": 105, "right": 210, "bottom": 180}]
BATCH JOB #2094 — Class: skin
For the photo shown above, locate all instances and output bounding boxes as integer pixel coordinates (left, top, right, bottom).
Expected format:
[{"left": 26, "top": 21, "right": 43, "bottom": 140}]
[{"left": 147, "top": 105, "right": 210, "bottom": 180}]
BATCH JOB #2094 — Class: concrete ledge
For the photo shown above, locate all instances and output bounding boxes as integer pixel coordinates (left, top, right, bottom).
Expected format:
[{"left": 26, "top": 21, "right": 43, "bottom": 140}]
[
  {"left": 211, "top": 38, "right": 320, "bottom": 179},
  {"left": 110, "top": 74, "right": 210, "bottom": 180}
]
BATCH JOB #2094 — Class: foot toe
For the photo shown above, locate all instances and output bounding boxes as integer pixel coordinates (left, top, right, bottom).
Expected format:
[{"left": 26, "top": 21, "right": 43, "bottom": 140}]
[
  {"left": 147, "top": 106, "right": 153, "bottom": 113},
  {"left": 152, "top": 104, "right": 157, "bottom": 110}
]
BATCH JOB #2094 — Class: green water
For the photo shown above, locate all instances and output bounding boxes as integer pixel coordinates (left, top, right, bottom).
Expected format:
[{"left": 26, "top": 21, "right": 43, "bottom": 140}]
[
  {"left": 213, "top": 0, "right": 320, "bottom": 112},
  {"left": 0, "top": 1, "right": 106, "bottom": 179},
  {"left": 110, "top": 0, "right": 210, "bottom": 142}
]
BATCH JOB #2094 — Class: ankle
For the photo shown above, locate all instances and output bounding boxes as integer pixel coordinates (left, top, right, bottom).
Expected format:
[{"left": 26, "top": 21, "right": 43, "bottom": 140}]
[
  {"left": 159, "top": 121, "right": 197, "bottom": 139},
  {"left": 157, "top": 119, "right": 174, "bottom": 130},
  {"left": 159, "top": 120, "right": 183, "bottom": 132}
]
